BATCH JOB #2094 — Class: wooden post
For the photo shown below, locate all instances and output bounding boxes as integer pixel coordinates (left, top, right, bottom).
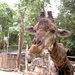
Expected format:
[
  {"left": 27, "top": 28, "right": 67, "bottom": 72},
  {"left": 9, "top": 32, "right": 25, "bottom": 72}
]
[{"left": 25, "top": 44, "right": 28, "bottom": 75}]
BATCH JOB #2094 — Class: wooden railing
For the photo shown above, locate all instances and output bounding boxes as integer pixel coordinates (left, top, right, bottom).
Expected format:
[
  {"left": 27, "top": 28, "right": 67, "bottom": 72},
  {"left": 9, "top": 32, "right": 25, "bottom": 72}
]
[
  {"left": 68, "top": 56, "right": 75, "bottom": 61},
  {"left": 68, "top": 56, "right": 75, "bottom": 72}
]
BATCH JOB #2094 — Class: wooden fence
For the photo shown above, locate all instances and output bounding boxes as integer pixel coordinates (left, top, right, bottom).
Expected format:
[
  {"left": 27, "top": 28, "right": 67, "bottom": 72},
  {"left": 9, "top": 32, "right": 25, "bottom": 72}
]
[{"left": 0, "top": 53, "right": 17, "bottom": 70}]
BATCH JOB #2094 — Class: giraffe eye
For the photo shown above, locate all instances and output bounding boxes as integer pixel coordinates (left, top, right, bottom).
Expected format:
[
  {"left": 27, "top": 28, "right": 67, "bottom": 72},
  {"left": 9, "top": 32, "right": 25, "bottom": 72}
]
[{"left": 50, "top": 29, "right": 56, "bottom": 34}]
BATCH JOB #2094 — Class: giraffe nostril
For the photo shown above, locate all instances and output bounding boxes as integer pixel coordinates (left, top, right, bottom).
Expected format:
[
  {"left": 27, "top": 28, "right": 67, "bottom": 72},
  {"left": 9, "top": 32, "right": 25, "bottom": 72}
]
[
  {"left": 37, "top": 40, "right": 41, "bottom": 44},
  {"left": 32, "top": 39, "right": 42, "bottom": 46},
  {"left": 37, "top": 40, "right": 42, "bottom": 46},
  {"left": 32, "top": 37, "right": 43, "bottom": 46}
]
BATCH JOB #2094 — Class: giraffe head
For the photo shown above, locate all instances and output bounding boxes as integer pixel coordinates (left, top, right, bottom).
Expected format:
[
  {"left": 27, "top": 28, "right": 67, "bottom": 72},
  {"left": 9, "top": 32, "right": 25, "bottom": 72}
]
[{"left": 26, "top": 11, "right": 71, "bottom": 55}]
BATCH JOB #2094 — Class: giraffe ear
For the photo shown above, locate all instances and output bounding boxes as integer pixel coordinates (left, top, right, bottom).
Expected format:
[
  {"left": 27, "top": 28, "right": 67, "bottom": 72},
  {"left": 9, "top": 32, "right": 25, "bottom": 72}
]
[
  {"left": 57, "top": 29, "right": 71, "bottom": 38},
  {"left": 26, "top": 27, "right": 36, "bottom": 35}
]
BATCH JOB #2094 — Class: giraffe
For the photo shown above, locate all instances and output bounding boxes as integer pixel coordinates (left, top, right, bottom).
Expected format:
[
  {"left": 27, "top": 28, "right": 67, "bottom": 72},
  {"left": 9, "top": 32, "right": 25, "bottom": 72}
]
[{"left": 26, "top": 11, "right": 73, "bottom": 75}]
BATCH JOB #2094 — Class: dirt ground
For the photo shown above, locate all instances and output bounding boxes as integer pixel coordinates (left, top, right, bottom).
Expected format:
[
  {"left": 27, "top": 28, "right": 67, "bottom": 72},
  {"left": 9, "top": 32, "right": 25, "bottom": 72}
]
[
  {"left": 0, "top": 70, "right": 75, "bottom": 75},
  {"left": 0, "top": 71, "right": 22, "bottom": 75}
]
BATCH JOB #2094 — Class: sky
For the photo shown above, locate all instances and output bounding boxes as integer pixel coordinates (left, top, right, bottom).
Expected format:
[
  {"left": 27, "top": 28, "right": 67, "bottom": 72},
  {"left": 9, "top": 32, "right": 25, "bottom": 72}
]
[
  {"left": 0, "top": 0, "right": 18, "bottom": 7},
  {"left": 0, "top": 0, "right": 60, "bottom": 18}
]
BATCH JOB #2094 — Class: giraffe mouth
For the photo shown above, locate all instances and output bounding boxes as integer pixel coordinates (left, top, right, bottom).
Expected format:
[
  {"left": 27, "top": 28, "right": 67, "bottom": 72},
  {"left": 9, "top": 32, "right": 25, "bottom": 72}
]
[{"left": 29, "top": 43, "right": 45, "bottom": 55}]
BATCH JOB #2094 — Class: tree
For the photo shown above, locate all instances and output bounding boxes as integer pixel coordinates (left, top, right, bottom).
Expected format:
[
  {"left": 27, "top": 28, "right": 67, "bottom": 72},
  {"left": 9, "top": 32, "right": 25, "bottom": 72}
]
[
  {"left": 16, "top": 0, "right": 50, "bottom": 70},
  {"left": 0, "top": 2, "right": 15, "bottom": 49},
  {"left": 0, "top": 2, "right": 14, "bottom": 32},
  {"left": 56, "top": 0, "right": 75, "bottom": 55}
]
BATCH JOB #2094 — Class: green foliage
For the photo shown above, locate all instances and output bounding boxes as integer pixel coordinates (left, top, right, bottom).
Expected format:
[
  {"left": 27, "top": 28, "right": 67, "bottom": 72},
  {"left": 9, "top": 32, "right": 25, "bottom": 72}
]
[
  {"left": 0, "top": 2, "right": 14, "bottom": 31},
  {"left": 8, "top": 45, "right": 18, "bottom": 51},
  {"left": 0, "top": 2, "right": 16, "bottom": 49},
  {"left": 9, "top": 26, "right": 19, "bottom": 45},
  {"left": 0, "top": 31, "right": 4, "bottom": 49},
  {"left": 67, "top": 31, "right": 75, "bottom": 55},
  {"left": 0, "top": 0, "right": 50, "bottom": 50},
  {"left": 56, "top": 0, "right": 75, "bottom": 55}
]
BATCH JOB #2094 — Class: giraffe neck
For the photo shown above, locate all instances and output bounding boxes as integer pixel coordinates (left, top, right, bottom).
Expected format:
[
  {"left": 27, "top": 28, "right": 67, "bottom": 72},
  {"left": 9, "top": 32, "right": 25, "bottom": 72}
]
[
  {"left": 48, "top": 41, "right": 73, "bottom": 75},
  {"left": 48, "top": 41, "right": 67, "bottom": 69},
  {"left": 48, "top": 41, "right": 58, "bottom": 61}
]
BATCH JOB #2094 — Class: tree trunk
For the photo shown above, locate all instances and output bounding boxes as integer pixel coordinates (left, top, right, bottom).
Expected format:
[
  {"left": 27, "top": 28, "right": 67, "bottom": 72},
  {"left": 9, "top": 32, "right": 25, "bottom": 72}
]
[
  {"left": 17, "top": 25, "right": 24, "bottom": 70},
  {"left": 16, "top": 1, "right": 25, "bottom": 70}
]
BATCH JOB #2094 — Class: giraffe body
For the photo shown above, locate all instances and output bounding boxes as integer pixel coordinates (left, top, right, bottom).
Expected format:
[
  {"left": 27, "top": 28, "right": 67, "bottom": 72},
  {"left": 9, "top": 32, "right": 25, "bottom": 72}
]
[{"left": 26, "top": 11, "right": 73, "bottom": 75}]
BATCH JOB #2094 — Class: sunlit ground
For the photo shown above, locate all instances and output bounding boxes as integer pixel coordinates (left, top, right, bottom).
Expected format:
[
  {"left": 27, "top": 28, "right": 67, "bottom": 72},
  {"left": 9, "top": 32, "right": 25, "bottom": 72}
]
[
  {"left": 0, "top": 71, "right": 75, "bottom": 75},
  {"left": 0, "top": 71, "right": 22, "bottom": 75}
]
